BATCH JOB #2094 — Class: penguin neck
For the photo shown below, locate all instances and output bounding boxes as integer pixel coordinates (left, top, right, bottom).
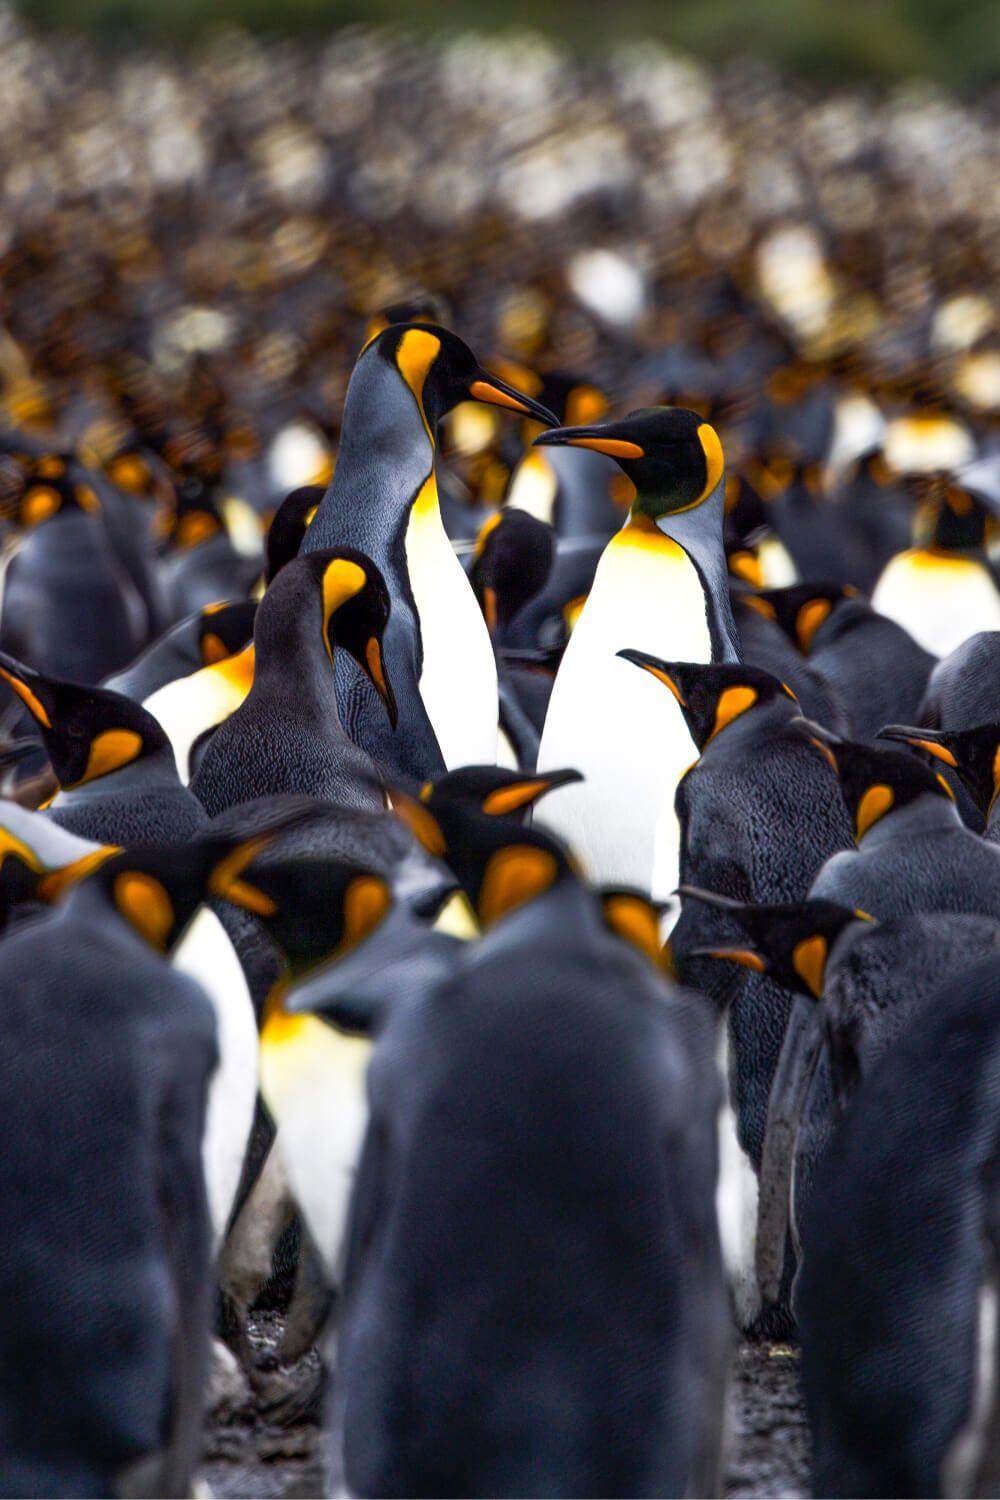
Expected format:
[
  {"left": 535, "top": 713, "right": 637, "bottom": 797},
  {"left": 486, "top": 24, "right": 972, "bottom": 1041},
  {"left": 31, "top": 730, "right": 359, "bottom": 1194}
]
[
  {"left": 632, "top": 482, "right": 738, "bottom": 661},
  {"left": 858, "top": 792, "right": 962, "bottom": 849},
  {"left": 321, "top": 347, "right": 437, "bottom": 540},
  {"left": 54, "top": 741, "right": 182, "bottom": 803},
  {"left": 250, "top": 596, "right": 343, "bottom": 722},
  {"left": 698, "top": 694, "right": 796, "bottom": 757}
]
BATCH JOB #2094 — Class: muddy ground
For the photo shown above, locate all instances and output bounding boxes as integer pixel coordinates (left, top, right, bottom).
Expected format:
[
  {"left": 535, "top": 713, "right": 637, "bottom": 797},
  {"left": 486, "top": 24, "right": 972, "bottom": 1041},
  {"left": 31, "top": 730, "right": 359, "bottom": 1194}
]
[{"left": 202, "top": 1320, "right": 812, "bottom": 1499}]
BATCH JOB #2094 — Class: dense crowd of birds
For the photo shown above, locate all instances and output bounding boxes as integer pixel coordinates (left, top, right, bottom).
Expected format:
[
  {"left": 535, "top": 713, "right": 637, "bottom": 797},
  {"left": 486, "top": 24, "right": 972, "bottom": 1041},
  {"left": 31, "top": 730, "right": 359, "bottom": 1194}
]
[{"left": 1, "top": 10, "right": 1000, "bottom": 1498}]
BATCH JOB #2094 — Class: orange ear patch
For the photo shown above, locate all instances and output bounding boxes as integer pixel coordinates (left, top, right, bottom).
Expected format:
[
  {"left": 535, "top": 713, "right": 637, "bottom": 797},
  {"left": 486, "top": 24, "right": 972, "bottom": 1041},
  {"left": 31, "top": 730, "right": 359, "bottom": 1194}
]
[
  {"left": 706, "top": 685, "right": 757, "bottom": 744},
  {"left": 856, "top": 783, "right": 894, "bottom": 842},
  {"left": 478, "top": 844, "right": 557, "bottom": 927},
  {"left": 696, "top": 423, "right": 724, "bottom": 501},
  {"left": 393, "top": 793, "right": 447, "bottom": 858},
  {"left": 792, "top": 934, "right": 827, "bottom": 998},
  {"left": 341, "top": 874, "right": 391, "bottom": 952},
  {"left": 114, "top": 871, "right": 174, "bottom": 950},
  {"left": 796, "top": 599, "right": 832, "bottom": 653},
  {"left": 67, "top": 728, "right": 143, "bottom": 788},
  {"left": 602, "top": 893, "right": 661, "bottom": 966}
]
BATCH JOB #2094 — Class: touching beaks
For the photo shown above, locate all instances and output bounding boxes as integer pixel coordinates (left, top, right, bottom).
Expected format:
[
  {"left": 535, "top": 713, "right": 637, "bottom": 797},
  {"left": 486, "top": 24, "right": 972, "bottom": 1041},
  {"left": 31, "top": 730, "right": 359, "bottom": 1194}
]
[{"left": 468, "top": 371, "right": 557, "bottom": 428}]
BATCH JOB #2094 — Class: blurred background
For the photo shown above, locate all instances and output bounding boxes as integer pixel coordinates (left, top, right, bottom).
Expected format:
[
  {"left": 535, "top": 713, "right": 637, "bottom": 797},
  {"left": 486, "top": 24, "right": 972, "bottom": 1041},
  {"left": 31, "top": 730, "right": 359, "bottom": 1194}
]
[{"left": 0, "top": 0, "right": 996, "bottom": 528}]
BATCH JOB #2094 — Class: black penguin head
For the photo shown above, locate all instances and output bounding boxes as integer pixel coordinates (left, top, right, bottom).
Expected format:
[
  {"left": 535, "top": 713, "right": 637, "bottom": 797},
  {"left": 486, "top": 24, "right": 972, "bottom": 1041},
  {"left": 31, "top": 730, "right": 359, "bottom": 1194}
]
[
  {"left": 617, "top": 652, "right": 796, "bottom": 751},
  {"left": 71, "top": 808, "right": 325, "bottom": 955},
  {"left": 198, "top": 601, "right": 257, "bottom": 667},
  {"left": 599, "top": 886, "right": 665, "bottom": 969},
  {"left": 391, "top": 772, "right": 579, "bottom": 929},
  {"left": 364, "top": 293, "right": 450, "bottom": 344},
  {"left": 265, "top": 484, "right": 324, "bottom": 583},
  {"left": 417, "top": 764, "right": 582, "bottom": 822},
  {"left": 371, "top": 323, "right": 557, "bottom": 433},
  {"left": 0, "top": 650, "right": 172, "bottom": 790},
  {"left": 878, "top": 721, "right": 1000, "bottom": 821},
  {"left": 161, "top": 481, "right": 225, "bottom": 551},
  {"left": 796, "top": 719, "right": 955, "bottom": 844},
  {"left": 915, "top": 481, "right": 989, "bottom": 552},
  {"left": 262, "top": 549, "right": 397, "bottom": 727},
  {"left": 752, "top": 581, "right": 861, "bottom": 654},
  {"left": 7, "top": 465, "right": 101, "bottom": 528},
  {"left": 470, "top": 508, "right": 556, "bottom": 636},
  {"left": 684, "top": 886, "right": 873, "bottom": 999},
  {"left": 534, "top": 406, "right": 724, "bottom": 520},
  {"left": 214, "top": 850, "right": 393, "bottom": 978}
]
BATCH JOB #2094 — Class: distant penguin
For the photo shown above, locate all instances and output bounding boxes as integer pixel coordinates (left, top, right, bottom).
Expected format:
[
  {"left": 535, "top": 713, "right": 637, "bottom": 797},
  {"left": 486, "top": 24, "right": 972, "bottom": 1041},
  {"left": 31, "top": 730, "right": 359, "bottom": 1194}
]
[
  {"left": 796, "top": 954, "right": 1000, "bottom": 1496},
  {"left": 191, "top": 549, "right": 396, "bottom": 816},
  {"left": 731, "top": 591, "right": 850, "bottom": 733},
  {"left": 104, "top": 600, "right": 256, "bottom": 704},
  {"left": 0, "top": 465, "right": 147, "bottom": 682},
  {"left": 158, "top": 484, "right": 260, "bottom": 620},
  {"left": 535, "top": 407, "right": 737, "bottom": 899},
  {"left": 757, "top": 581, "right": 936, "bottom": 740},
  {"left": 805, "top": 726, "right": 1000, "bottom": 919},
  {"left": 265, "top": 484, "right": 324, "bottom": 582},
  {"left": 301, "top": 323, "right": 555, "bottom": 778},
  {"left": 0, "top": 649, "right": 207, "bottom": 846},
  {"left": 333, "top": 799, "right": 730, "bottom": 1498},
  {"left": 872, "top": 482, "right": 1000, "bottom": 656}
]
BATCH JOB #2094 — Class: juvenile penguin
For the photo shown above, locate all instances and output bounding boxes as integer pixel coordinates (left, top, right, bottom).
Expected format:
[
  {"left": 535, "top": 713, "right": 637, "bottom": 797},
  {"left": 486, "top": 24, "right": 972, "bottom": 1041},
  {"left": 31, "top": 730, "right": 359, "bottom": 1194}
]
[
  {"left": 191, "top": 549, "right": 396, "bottom": 816},
  {"left": 333, "top": 801, "right": 730, "bottom": 1498},
  {"left": 0, "top": 649, "right": 207, "bottom": 845},
  {"left": 302, "top": 324, "right": 555, "bottom": 778},
  {"left": 796, "top": 954, "right": 1000, "bottom": 1496},
  {"left": 534, "top": 407, "right": 737, "bottom": 898}
]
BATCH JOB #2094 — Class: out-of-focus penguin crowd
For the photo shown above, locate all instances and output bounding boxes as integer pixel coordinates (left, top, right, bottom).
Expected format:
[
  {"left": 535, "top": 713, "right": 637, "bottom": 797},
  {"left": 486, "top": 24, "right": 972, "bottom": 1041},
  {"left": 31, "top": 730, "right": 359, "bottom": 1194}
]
[{"left": 1, "top": 8, "right": 1000, "bottom": 1496}]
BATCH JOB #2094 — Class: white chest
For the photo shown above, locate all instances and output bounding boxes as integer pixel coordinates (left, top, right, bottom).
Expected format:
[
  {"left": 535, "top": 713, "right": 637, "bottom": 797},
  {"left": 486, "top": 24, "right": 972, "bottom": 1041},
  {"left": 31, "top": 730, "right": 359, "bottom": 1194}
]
[
  {"left": 404, "top": 478, "right": 498, "bottom": 768},
  {"left": 537, "top": 527, "right": 711, "bottom": 894}
]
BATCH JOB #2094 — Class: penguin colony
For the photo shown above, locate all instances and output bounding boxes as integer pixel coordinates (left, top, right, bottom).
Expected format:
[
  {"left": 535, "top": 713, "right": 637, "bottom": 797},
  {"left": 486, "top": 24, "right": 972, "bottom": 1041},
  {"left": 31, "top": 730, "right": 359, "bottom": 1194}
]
[{"left": 0, "top": 16, "right": 999, "bottom": 1500}]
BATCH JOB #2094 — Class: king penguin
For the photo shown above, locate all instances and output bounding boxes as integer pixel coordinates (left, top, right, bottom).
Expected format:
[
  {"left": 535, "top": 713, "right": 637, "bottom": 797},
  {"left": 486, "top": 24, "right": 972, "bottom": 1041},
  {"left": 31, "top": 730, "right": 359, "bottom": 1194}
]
[
  {"left": 190, "top": 549, "right": 396, "bottom": 817},
  {"left": 301, "top": 323, "right": 556, "bottom": 778},
  {"left": 534, "top": 407, "right": 737, "bottom": 901}
]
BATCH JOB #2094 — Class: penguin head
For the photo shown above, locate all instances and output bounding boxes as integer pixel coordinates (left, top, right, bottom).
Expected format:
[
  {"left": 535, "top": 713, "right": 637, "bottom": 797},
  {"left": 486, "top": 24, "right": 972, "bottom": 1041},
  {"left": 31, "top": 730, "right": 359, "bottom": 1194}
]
[
  {"left": 750, "top": 581, "right": 860, "bottom": 654},
  {"left": 599, "top": 886, "right": 665, "bottom": 969},
  {"left": 209, "top": 849, "right": 394, "bottom": 978},
  {"left": 372, "top": 323, "right": 557, "bottom": 433},
  {"left": 470, "top": 508, "right": 555, "bottom": 636},
  {"left": 198, "top": 600, "right": 257, "bottom": 667},
  {"left": 262, "top": 549, "right": 397, "bottom": 727},
  {"left": 878, "top": 721, "right": 1000, "bottom": 821},
  {"left": 364, "top": 293, "right": 450, "bottom": 345},
  {"left": 684, "top": 886, "right": 873, "bottom": 999},
  {"left": 915, "top": 480, "right": 989, "bottom": 551},
  {"left": 7, "top": 466, "right": 101, "bottom": 528},
  {"left": 617, "top": 652, "right": 796, "bottom": 751},
  {"left": 416, "top": 764, "right": 582, "bottom": 822},
  {"left": 795, "top": 719, "right": 956, "bottom": 843},
  {"left": 72, "top": 808, "right": 325, "bottom": 954},
  {"left": 391, "top": 769, "right": 580, "bottom": 929},
  {"left": 265, "top": 483, "right": 324, "bottom": 583},
  {"left": 534, "top": 406, "right": 724, "bottom": 520},
  {"left": 0, "top": 650, "right": 172, "bottom": 790}
]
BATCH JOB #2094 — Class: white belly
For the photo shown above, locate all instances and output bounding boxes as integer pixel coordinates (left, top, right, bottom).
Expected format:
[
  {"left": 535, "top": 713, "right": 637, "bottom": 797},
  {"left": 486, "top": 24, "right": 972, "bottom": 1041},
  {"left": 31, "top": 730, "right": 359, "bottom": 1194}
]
[
  {"left": 260, "top": 1012, "right": 371, "bottom": 1277},
  {"left": 144, "top": 645, "right": 254, "bottom": 783},
  {"left": 537, "top": 525, "right": 710, "bottom": 896},
  {"left": 406, "top": 479, "right": 498, "bottom": 768},
  {"left": 872, "top": 551, "right": 1000, "bottom": 657},
  {"left": 173, "top": 907, "right": 260, "bottom": 1251}
]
